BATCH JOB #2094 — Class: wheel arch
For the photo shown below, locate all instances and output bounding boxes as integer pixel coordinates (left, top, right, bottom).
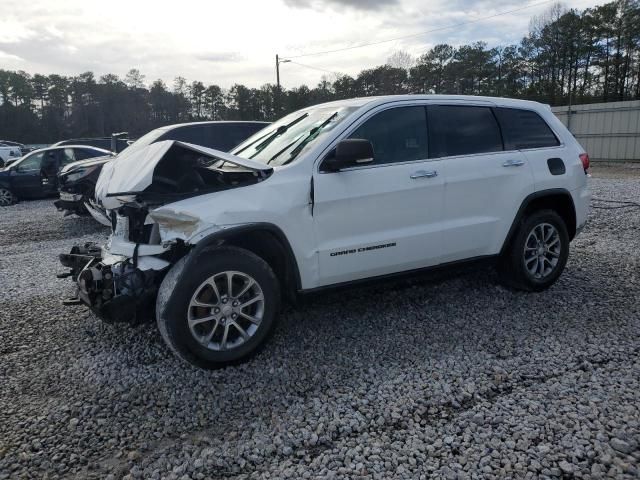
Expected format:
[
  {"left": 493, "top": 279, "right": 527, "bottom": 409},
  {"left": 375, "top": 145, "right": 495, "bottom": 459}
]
[
  {"left": 189, "top": 223, "right": 302, "bottom": 303},
  {"left": 501, "top": 188, "right": 577, "bottom": 254},
  {"left": 0, "top": 180, "right": 17, "bottom": 204}
]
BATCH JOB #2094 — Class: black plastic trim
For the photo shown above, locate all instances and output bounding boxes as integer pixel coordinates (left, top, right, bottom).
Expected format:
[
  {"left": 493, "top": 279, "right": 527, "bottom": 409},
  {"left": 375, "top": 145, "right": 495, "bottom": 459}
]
[
  {"left": 189, "top": 223, "right": 302, "bottom": 292},
  {"left": 300, "top": 255, "right": 497, "bottom": 295},
  {"left": 500, "top": 188, "right": 575, "bottom": 254}
]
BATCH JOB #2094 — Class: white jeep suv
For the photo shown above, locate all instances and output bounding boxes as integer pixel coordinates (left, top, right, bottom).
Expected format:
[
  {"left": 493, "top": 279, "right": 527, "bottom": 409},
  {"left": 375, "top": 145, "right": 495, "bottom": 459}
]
[{"left": 60, "top": 95, "right": 591, "bottom": 368}]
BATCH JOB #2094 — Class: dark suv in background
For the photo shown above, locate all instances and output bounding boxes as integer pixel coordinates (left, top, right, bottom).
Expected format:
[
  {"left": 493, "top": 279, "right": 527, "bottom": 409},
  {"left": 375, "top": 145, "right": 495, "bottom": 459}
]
[
  {"left": 55, "top": 121, "right": 269, "bottom": 220},
  {"left": 0, "top": 146, "right": 112, "bottom": 206}
]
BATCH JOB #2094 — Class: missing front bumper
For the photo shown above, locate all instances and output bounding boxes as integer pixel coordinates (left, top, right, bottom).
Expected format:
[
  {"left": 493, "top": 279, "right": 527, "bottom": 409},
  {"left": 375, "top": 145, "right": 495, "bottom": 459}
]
[{"left": 59, "top": 242, "right": 163, "bottom": 325}]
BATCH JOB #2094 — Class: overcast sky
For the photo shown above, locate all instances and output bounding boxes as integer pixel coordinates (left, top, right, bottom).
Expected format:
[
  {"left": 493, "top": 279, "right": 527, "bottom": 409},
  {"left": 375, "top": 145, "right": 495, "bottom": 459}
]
[{"left": 0, "top": 0, "right": 602, "bottom": 89}]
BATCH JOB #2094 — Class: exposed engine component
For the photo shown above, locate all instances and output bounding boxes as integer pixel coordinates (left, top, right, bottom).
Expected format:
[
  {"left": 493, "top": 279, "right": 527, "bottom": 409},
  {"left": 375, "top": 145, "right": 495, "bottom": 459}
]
[{"left": 60, "top": 242, "right": 162, "bottom": 325}]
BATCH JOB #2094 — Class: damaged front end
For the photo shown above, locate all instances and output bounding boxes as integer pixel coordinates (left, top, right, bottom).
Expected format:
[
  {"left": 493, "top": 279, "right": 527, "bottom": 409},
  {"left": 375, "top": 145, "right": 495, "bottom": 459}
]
[
  {"left": 59, "top": 241, "right": 169, "bottom": 324},
  {"left": 59, "top": 140, "right": 273, "bottom": 325}
]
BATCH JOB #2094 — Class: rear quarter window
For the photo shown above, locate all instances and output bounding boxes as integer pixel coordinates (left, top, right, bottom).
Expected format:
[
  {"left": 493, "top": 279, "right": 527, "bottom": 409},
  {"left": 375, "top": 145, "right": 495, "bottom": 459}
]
[{"left": 495, "top": 108, "right": 560, "bottom": 150}]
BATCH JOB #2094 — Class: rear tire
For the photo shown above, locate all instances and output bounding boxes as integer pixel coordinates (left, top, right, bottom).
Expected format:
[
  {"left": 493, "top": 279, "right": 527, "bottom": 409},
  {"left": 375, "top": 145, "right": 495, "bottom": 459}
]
[
  {"left": 157, "top": 246, "right": 280, "bottom": 369},
  {"left": 0, "top": 187, "right": 17, "bottom": 206},
  {"left": 498, "top": 209, "right": 570, "bottom": 292}
]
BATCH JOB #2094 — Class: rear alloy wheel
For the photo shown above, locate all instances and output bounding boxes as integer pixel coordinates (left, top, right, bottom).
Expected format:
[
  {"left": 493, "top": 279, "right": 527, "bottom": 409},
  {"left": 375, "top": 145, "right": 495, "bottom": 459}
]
[
  {"left": 499, "top": 210, "right": 570, "bottom": 292},
  {"left": 157, "top": 246, "right": 280, "bottom": 369},
  {"left": 523, "top": 223, "right": 561, "bottom": 280},
  {"left": 0, "top": 187, "right": 16, "bottom": 206}
]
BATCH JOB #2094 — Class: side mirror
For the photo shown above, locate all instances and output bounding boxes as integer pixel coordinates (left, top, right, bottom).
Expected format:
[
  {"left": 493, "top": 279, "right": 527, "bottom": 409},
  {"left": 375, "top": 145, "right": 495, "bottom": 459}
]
[{"left": 323, "top": 139, "right": 374, "bottom": 172}]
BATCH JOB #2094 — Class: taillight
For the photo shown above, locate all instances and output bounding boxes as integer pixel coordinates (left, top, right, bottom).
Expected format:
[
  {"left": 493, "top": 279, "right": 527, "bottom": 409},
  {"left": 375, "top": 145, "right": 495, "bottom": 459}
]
[{"left": 579, "top": 153, "right": 590, "bottom": 172}]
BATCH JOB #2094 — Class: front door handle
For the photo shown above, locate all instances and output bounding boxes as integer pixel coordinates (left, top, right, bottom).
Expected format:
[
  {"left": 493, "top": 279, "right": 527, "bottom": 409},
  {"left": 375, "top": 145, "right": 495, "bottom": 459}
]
[
  {"left": 502, "top": 159, "right": 525, "bottom": 167},
  {"left": 410, "top": 170, "right": 438, "bottom": 179}
]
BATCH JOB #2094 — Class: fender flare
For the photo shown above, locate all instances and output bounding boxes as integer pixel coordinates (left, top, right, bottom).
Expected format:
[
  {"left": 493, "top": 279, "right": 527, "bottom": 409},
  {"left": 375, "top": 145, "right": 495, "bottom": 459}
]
[
  {"left": 500, "top": 188, "right": 576, "bottom": 254},
  {"left": 187, "top": 222, "right": 302, "bottom": 294}
]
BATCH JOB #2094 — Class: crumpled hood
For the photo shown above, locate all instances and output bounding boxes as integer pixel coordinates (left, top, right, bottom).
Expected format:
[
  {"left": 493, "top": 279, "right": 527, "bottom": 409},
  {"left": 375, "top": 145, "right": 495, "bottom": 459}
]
[
  {"left": 61, "top": 155, "right": 113, "bottom": 174},
  {"left": 95, "top": 140, "right": 273, "bottom": 210}
]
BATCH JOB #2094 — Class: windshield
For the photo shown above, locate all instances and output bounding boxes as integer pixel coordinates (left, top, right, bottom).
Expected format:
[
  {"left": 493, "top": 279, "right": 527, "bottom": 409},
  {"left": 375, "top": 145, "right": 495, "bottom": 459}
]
[{"left": 232, "top": 105, "right": 359, "bottom": 166}]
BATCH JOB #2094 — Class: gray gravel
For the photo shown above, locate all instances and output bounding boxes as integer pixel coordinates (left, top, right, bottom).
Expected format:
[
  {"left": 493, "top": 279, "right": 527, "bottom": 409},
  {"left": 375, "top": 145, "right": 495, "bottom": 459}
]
[{"left": 1, "top": 169, "right": 639, "bottom": 480}]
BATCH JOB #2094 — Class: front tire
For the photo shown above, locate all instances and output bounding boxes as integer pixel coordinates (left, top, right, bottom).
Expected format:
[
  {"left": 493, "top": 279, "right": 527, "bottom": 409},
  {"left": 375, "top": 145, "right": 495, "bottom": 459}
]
[
  {"left": 157, "top": 246, "right": 280, "bottom": 369},
  {"left": 499, "top": 210, "right": 570, "bottom": 292},
  {"left": 0, "top": 187, "right": 17, "bottom": 206}
]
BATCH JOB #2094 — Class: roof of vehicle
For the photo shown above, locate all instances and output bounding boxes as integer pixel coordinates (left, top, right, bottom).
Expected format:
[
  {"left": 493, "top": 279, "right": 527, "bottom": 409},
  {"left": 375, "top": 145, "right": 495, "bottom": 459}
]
[
  {"left": 311, "top": 94, "right": 550, "bottom": 111},
  {"left": 53, "top": 138, "right": 130, "bottom": 146},
  {"left": 20, "top": 145, "right": 113, "bottom": 156}
]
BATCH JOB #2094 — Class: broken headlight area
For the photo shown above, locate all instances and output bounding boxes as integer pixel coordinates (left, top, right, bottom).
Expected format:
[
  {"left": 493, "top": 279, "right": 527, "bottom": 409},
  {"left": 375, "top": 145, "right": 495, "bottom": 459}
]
[{"left": 60, "top": 242, "right": 170, "bottom": 325}]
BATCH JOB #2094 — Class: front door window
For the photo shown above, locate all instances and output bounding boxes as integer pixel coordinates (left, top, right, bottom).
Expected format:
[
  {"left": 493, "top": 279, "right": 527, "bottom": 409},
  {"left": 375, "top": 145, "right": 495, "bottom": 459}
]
[{"left": 16, "top": 152, "right": 44, "bottom": 171}]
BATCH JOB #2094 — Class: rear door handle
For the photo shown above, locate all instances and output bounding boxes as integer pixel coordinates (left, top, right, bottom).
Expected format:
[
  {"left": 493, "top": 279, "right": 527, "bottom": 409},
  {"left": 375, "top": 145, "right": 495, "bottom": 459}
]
[
  {"left": 502, "top": 159, "right": 525, "bottom": 167},
  {"left": 410, "top": 170, "right": 438, "bottom": 179}
]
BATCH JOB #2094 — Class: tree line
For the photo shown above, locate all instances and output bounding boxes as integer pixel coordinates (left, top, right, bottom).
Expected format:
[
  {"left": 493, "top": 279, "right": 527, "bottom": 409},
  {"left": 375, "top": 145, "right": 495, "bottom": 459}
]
[{"left": 1, "top": 0, "right": 639, "bottom": 143}]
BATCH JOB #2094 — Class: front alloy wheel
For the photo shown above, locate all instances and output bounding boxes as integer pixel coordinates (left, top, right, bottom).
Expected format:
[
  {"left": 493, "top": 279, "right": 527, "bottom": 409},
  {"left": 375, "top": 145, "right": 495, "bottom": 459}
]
[
  {"left": 157, "top": 246, "right": 280, "bottom": 369},
  {"left": 188, "top": 271, "right": 265, "bottom": 351}
]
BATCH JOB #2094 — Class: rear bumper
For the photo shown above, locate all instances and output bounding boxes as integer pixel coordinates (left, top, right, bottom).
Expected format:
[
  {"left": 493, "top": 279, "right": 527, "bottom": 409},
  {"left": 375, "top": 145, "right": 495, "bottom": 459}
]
[{"left": 572, "top": 183, "right": 591, "bottom": 236}]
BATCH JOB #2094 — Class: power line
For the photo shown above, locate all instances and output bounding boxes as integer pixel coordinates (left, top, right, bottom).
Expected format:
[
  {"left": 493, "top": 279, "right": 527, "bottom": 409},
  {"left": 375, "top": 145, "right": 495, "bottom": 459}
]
[
  {"left": 282, "top": 0, "right": 556, "bottom": 60},
  {"left": 286, "top": 60, "right": 340, "bottom": 76}
]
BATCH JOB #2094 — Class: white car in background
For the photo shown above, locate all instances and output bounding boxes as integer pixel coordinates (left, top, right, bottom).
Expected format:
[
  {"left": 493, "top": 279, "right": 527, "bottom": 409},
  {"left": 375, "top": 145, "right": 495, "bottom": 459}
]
[
  {"left": 60, "top": 95, "right": 591, "bottom": 369},
  {"left": 0, "top": 144, "right": 22, "bottom": 167}
]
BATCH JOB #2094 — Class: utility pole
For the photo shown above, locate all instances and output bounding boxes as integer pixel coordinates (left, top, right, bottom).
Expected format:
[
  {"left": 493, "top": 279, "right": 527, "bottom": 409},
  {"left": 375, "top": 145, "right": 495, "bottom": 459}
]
[
  {"left": 275, "top": 54, "right": 290, "bottom": 90},
  {"left": 275, "top": 54, "right": 290, "bottom": 114},
  {"left": 566, "top": 88, "right": 573, "bottom": 133}
]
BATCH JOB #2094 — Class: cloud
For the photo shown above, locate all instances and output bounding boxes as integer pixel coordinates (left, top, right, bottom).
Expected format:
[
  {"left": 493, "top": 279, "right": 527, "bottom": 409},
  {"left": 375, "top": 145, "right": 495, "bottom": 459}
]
[
  {"left": 0, "top": 0, "right": 604, "bottom": 89},
  {"left": 283, "top": 0, "right": 399, "bottom": 11},
  {"left": 195, "top": 52, "right": 246, "bottom": 63}
]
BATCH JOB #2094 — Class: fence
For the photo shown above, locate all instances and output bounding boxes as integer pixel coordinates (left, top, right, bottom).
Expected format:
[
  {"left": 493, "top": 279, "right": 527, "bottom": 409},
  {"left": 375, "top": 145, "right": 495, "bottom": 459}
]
[{"left": 552, "top": 100, "right": 640, "bottom": 162}]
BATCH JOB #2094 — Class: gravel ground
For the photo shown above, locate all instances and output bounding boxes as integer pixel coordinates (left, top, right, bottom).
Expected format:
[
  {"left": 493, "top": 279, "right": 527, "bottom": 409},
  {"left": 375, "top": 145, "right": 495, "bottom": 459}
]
[{"left": 1, "top": 165, "right": 639, "bottom": 480}]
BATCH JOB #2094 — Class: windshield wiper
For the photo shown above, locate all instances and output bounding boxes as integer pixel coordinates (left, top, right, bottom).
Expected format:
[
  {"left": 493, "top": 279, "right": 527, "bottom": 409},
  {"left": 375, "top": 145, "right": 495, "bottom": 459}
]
[
  {"left": 270, "top": 112, "right": 339, "bottom": 165},
  {"left": 233, "top": 113, "right": 308, "bottom": 158}
]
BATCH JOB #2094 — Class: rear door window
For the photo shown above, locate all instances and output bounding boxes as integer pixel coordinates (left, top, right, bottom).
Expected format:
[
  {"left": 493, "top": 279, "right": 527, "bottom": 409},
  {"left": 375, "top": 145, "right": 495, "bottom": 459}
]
[
  {"left": 427, "top": 105, "right": 503, "bottom": 158},
  {"left": 495, "top": 108, "right": 560, "bottom": 150},
  {"left": 348, "top": 106, "right": 428, "bottom": 165}
]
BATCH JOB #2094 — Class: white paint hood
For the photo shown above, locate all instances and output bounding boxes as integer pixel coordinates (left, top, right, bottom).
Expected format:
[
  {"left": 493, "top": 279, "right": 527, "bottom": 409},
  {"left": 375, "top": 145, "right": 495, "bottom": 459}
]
[{"left": 95, "top": 140, "right": 272, "bottom": 210}]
